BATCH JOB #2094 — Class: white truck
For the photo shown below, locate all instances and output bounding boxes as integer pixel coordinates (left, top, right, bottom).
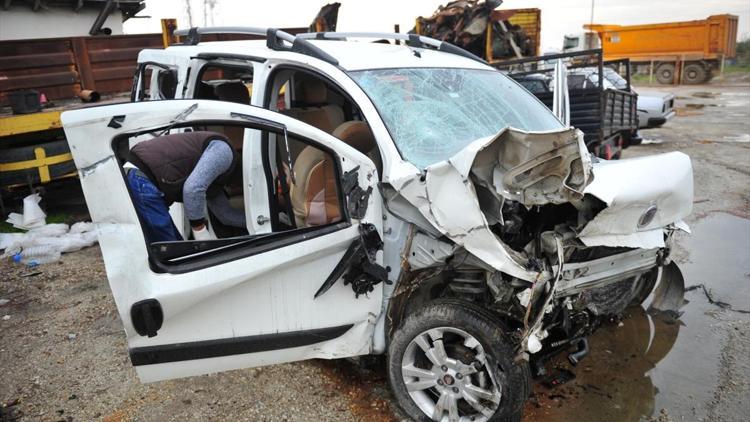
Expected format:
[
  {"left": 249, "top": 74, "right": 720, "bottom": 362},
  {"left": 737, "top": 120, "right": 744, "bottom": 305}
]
[{"left": 61, "top": 28, "right": 693, "bottom": 421}]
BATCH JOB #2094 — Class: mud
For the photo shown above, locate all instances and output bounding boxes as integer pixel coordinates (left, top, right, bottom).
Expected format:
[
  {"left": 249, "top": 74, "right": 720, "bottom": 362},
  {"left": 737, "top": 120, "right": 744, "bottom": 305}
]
[{"left": 1, "top": 82, "right": 748, "bottom": 421}]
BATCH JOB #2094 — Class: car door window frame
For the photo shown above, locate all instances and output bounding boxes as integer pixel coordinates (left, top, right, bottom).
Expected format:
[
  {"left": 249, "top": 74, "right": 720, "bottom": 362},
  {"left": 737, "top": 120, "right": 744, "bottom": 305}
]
[
  {"left": 113, "top": 118, "right": 352, "bottom": 275},
  {"left": 131, "top": 62, "right": 178, "bottom": 102}
]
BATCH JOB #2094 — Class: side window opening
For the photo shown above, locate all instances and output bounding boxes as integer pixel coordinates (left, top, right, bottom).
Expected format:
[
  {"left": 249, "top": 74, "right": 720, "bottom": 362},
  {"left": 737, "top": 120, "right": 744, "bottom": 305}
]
[
  {"left": 113, "top": 123, "right": 347, "bottom": 272},
  {"left": 194, "top": 63, "right": 253, "bottom": 104},
  {"left": 133, "top": 63, "right": 178, "bottom": 101},
  {"left": 194, "top": 63, "right": 254, "bottom": 148},
  {"left": 267, "top": 68, "right": 383, "bottom": 178}
]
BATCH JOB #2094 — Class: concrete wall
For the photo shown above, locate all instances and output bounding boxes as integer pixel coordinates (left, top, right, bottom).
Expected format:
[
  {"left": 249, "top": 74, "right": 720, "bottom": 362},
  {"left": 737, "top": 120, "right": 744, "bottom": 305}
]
[{"left": 0, "top": 8, "right": 124, "bottom": 40}]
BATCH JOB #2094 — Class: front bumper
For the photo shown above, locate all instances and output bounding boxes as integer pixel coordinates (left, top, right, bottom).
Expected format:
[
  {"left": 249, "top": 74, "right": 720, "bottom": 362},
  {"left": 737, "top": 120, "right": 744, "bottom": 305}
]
[
  {"left": 554, "top": 248, "right": 659, "bottom": 297},
  {"left": 647, "top": 110, "right": 676, "bottom": 127}
]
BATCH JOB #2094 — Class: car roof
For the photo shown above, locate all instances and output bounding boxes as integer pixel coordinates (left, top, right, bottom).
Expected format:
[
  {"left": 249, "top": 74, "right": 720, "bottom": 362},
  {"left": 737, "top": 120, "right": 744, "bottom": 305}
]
[{"left": 143, "top": 39, "right": 492, "bottom": 72}]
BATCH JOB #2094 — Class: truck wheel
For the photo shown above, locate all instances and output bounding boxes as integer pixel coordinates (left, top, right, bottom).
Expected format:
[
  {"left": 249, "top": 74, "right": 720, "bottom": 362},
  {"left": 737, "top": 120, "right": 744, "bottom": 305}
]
[
  {"left": 683, "top": 63, "right": 708, "bottom": 85},
  {"left": 388, "top": 299, "right": 530, "bottom": 421},
  {"left": 655, "top": 63, "right": 675, "bottom": 84}
]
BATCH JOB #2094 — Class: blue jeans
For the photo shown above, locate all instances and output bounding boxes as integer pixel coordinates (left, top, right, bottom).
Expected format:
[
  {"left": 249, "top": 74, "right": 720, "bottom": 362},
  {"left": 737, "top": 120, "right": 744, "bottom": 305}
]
[{"left": 127, "top": 169, "right": 182, "bottom": 243}]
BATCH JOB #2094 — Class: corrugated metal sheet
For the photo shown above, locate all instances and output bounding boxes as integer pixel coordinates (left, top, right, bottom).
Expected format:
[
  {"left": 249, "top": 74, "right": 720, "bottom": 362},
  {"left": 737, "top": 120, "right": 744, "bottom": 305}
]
[{"left": 0, "top": 28, "right": 308, "bottom": 107}]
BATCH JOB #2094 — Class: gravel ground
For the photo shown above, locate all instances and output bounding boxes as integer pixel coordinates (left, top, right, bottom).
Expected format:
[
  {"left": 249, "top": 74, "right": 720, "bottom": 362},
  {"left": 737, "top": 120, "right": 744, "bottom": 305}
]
[{"left": 1, "top": 80, "right": 749, "bottom": 421}]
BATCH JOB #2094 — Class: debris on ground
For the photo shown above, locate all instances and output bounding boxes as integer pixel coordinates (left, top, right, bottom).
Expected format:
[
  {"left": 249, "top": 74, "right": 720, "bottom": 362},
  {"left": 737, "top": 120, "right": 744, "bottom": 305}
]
[
  {"left": 542, "top": 369, "right": 577, "bottom": 389},
  {"left": 1, "top": 220, "right": 97, "bottom": 266},
  {"left": 4, "top": 193, "right": 46, "bottom": 230},
  {"left": 686, "top": 284, "right": 750, "bottom": 314}
]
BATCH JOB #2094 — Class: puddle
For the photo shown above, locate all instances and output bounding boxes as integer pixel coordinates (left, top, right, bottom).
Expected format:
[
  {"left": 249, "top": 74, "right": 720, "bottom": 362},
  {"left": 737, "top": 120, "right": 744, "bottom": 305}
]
[
  {"left": 722, "top": 134, "right": 750, "bottom": 143},
  {"left": 525, "top": 213, "right": 750, "bottom": 421}
]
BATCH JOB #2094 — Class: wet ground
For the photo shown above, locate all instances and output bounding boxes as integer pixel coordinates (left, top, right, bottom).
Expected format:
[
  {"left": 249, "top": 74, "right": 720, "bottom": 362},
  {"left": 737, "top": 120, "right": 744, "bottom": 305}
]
[
  {"left": 524, "top": 212, "right": 750, "bottom": 421},
  {"left": 1, "top": 82, "right": 749, "bottom": 421}
]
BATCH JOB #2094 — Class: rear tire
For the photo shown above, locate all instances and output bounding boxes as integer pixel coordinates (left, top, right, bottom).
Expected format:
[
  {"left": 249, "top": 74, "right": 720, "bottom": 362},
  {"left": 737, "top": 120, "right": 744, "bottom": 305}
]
[
  {"left": 655, "top": 63, "right": 675, "bottom": 84},
  {"left": 388, "top": 299, "right": 530, "bottom": 421},
  {"left": 683, "top": 62, "right": 708, "bottom": 85}
]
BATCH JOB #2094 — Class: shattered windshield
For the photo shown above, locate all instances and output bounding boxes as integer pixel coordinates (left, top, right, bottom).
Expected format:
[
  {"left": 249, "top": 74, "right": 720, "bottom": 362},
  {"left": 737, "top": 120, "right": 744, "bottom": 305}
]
[{"left": 350, "top": 68, "right": 563, "bottom": 168}]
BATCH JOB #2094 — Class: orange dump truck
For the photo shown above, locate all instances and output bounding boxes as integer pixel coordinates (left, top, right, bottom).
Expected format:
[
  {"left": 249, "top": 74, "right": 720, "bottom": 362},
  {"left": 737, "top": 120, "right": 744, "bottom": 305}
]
[{"left": 578, "top": 14, "right": 739, "bottom": 84}]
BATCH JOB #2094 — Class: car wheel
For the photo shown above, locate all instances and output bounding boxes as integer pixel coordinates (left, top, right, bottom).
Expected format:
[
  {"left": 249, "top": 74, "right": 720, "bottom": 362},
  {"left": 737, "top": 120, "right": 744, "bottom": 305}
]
[
  {"left": 388, "top": 299, "right": 530, "bottom": 421},
  {"left": 683, "top": 63, "right": 708, "bottom": 85},
  {"left": 655, "top": 63, "right": 675, "bottom": 84}
]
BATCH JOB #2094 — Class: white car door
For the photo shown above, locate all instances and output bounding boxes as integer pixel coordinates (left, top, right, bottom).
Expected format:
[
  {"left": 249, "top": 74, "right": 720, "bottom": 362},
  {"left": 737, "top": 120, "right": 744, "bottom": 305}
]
[{"left": 61, "top": 99, "right": 384, "bottom": 382}]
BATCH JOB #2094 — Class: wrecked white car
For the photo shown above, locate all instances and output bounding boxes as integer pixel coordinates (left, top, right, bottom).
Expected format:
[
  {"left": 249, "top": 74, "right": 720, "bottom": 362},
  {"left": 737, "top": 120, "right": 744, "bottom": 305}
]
[{"left": 61, "top": 28, "right": 692, "bottom": 421}]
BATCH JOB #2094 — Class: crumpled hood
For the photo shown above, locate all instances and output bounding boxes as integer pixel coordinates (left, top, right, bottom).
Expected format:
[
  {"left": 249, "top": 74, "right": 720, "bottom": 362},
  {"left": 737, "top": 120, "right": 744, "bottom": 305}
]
[
  {"left": 388, "top": 127, "right": 591, "bottom": 281},
  {"left": 386, "top": 126, "right": 693, "bottom": 281},
  {"left": 579, "top": 152, "right": 693, "bottom": 248}
]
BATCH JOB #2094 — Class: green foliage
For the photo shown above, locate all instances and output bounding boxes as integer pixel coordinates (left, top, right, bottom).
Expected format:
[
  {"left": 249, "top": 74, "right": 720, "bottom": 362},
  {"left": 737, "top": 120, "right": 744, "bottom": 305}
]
[{"left": 736, "top": 39, "right": 750, "bottom": 67}]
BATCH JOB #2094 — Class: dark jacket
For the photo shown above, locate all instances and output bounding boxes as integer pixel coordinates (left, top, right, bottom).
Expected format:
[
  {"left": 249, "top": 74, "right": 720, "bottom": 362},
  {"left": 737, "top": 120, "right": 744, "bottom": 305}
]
[{"left": 128, "top": 131, "right": 237, "bottom": 204}]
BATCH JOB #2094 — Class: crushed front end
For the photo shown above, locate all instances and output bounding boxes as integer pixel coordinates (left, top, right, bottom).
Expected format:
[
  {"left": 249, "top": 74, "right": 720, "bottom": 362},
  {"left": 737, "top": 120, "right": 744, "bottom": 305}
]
[{"left": 384, "top": 127, "right": 692, "bottom": 369}]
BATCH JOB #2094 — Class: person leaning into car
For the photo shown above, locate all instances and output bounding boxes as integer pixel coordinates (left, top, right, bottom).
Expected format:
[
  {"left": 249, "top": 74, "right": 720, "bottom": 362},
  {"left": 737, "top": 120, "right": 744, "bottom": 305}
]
[{"left": 123, "top": 131, "right": 245, "bottom": 243}]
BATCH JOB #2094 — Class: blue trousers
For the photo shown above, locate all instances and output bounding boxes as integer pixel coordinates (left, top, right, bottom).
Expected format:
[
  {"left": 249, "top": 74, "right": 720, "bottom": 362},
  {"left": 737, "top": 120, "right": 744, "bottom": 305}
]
[{"left": 127, "top": 169, "right": 182, "bottom": 243}]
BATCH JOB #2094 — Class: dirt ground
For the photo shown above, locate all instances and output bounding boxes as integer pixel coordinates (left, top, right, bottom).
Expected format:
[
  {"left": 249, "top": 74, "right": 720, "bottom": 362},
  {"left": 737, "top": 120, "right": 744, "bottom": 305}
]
[{"left": 2, "top": 80, "right": 749, "bottom": 422}]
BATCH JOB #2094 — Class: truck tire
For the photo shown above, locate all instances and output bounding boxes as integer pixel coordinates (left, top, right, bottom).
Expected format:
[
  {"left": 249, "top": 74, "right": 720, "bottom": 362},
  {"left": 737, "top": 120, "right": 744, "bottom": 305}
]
[
  {"left": 388, "top": 299, "right": 530, "bottom": 421},
  {"left": 0, "top": 139, "right": 76, "bottom": 188},
  {"left": 683, "top": 62, "right": 708, "bottom": 85},
  {"left": 655, "top": 63, "right": 675, "bottom": 84}
]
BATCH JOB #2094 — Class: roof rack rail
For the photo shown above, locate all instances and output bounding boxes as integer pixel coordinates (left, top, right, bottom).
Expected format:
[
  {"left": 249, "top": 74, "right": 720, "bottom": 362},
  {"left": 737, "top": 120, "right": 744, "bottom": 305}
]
[
  {"left": 297, "top": 32, "right": 487, "bottom": 64},
  {"left": 172, "top": 26, "right": 339, "bottom": 66}
]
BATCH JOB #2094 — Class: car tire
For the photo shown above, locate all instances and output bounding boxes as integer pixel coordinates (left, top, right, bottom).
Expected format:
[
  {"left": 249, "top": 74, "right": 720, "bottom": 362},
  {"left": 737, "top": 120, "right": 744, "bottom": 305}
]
[
  {"left": 388, "top": 299, "right": 530, "bottom": 421},
  {"left": 655, "top": 63, "right": 675, "bottom": 84},
  {"left": 683, "top": 62, "right": 708, "bottom": 85}
]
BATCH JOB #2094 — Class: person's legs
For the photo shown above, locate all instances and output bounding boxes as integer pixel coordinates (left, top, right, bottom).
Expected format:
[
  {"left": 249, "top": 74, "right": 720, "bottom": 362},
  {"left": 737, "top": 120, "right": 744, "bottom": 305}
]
[{"left": 126, "top": 169, "right": 182, "bottom": 243}]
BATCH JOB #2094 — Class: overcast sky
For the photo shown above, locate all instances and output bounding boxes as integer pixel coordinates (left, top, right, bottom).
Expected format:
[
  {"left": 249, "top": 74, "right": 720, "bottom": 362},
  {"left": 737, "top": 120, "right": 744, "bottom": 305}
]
[{"left": 124, "top": 0, "right": 750, "bottom": 52}]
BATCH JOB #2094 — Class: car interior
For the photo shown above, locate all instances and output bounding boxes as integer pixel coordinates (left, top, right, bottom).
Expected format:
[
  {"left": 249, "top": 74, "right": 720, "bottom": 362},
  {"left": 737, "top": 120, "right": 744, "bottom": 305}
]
[{"left": 118, "top": 63, "right": 385, "bottom": 266}]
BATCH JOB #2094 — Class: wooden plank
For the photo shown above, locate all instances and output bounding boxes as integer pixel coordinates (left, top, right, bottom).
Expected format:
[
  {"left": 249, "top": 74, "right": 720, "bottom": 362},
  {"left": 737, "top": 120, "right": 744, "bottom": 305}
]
[
  {"left": 92, "top": 66, "right": 137, "bottom": 82},
  {"left": 88, "top": 47, "right": 142, "bottom": 63},
  {"left": 0, "top": 52, "right": 73, "bottom": 71},
  {"left": 0, "top": 71, "right": 78, "bottom": 91},
  {"left": 72, "top": 37, "right": 95, "bottom": 90}
]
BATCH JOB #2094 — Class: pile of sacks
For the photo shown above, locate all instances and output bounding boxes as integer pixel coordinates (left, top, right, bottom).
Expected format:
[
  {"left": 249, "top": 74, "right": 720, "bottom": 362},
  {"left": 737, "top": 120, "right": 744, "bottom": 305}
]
[{"left": 1, "top": 194, "right": 98, "bottom": 266}]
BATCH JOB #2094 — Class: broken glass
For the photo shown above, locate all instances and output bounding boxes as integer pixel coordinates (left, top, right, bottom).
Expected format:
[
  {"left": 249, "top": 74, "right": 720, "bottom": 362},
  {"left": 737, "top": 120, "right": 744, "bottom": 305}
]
[{"left": 350, "top": 67, "right": 562, "bottom": 168}]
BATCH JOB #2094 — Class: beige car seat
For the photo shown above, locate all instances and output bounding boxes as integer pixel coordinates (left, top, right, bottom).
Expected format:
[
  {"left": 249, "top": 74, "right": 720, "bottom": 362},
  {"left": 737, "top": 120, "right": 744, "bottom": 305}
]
[
  {"left": 289, "top": 147, "right": 341, "bottom": 227},
  {"left": 282, "top": 78, "right": 345, "bottom": 134},
  {"left": 332, "top": 121, "right": 382, "bottom": 176}
]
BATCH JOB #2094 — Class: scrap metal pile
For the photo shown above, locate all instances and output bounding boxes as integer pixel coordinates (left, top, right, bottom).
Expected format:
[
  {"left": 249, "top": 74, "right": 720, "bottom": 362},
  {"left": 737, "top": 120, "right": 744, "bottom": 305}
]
[{"left": 413, "top": 0, "right": 534, "bottom": 60}]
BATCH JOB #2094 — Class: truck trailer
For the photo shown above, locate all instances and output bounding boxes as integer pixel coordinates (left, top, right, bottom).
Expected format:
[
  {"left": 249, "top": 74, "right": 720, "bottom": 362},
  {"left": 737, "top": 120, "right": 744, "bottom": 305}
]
[{"left": 564, "top": 14, "right": 739, "bottom": 84}]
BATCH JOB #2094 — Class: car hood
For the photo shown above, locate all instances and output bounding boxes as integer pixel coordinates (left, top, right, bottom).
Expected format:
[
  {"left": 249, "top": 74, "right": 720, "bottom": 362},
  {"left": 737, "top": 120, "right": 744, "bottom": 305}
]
[
  {"left": 386, "top": 127, "right": 693, "bottom": 281},
  {"left": 638, "top": 91, "right": 675, "bottom": 107}
]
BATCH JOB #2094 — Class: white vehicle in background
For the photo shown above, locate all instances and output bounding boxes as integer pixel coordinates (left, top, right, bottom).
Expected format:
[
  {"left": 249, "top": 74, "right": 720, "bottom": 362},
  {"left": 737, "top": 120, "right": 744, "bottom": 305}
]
[
  {"left": 60, "top": 27, "right": 692, "bottom": 421},
  {"left": 599, "top": 68, "right": 676, "bottom": 129},
  {"left": 563, "top": 66, "right": 676, "bottom": 130},
  {"left": 636, "top": 92, "right": 676, "bottom": 128}
]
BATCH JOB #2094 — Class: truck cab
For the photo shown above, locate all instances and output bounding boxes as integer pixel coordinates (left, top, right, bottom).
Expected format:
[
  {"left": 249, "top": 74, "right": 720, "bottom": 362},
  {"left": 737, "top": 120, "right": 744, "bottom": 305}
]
[{"left": 562, "top": 32, "right": 600, "bottom": 54}]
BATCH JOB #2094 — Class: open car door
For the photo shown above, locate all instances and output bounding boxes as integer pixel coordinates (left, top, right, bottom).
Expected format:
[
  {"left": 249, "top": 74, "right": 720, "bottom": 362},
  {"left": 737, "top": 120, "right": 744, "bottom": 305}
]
[{"left": 61, "top": 100, "right": 384, "bottom": 382}]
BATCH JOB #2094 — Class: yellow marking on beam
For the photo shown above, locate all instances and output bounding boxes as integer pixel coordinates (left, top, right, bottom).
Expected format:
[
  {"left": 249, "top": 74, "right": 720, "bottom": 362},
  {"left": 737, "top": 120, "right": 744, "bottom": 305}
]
[
  {"left": 0, "top": 111, "right": 63, "bottom": 137},
  {"left": 0, "top": 151, "right": 73, "bottom": 184}
]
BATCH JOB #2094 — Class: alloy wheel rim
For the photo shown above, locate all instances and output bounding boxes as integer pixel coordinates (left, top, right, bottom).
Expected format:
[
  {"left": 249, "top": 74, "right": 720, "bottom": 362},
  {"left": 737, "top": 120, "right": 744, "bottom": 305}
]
[{"left": 401, "top": 327, "right": 502, "bottom": 421}]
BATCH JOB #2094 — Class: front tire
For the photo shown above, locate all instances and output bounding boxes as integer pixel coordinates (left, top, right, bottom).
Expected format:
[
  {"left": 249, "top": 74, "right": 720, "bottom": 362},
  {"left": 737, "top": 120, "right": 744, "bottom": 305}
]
[{"left": 388, "top": 300, "right": 530, "bottom": 421}]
